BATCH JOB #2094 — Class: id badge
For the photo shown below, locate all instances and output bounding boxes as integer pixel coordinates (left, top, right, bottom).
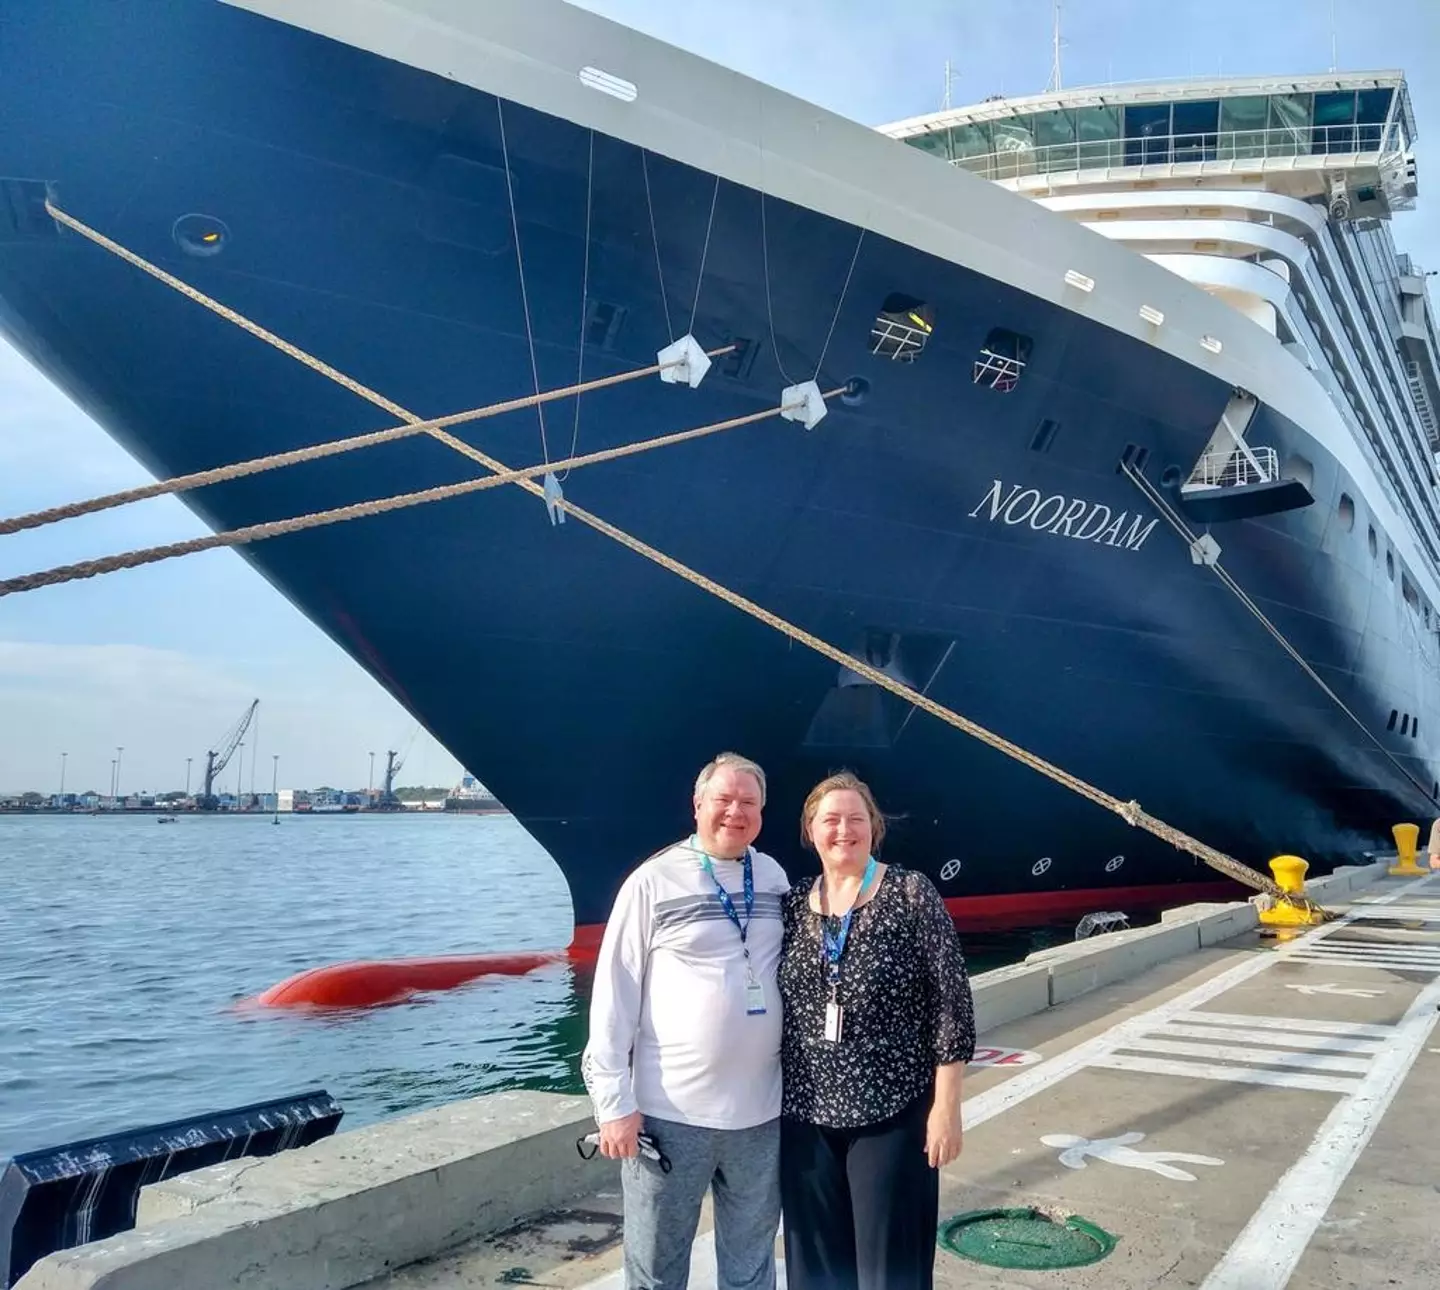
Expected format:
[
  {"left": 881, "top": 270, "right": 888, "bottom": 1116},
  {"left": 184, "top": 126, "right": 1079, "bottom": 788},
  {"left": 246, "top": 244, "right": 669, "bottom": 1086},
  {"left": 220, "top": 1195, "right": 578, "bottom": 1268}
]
[
  {"left": 745, "top": 974, "right": 767, "bottom": 1016},
  {"left": 824, "top": 1000, "right": 844, "bottom": 1043}
]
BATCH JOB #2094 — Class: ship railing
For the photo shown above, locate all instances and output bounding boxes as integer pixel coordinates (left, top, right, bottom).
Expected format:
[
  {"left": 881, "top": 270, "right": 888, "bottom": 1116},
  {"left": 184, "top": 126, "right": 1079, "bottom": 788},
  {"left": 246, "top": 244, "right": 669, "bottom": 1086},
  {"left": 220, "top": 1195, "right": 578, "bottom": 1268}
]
[
  {"left": 869, "top": 315, "right": 932, "bottom": 363},
  {"left": 971, "top": 348, "right": 1026, "bottom": 393},
  {"left": 944, "top": 123, "right": 1394, "bottom": 182},
  {"left": 1185, "top": 444, "right": 1279, "bottom": 491}
]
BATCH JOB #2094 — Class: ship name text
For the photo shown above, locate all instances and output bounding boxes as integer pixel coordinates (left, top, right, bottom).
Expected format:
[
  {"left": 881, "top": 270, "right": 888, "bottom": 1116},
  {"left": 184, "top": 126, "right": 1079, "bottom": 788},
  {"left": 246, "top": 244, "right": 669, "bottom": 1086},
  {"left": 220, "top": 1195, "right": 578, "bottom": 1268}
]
[{"left": 968, "top": 480, "right": 1159, "bottom": 553}]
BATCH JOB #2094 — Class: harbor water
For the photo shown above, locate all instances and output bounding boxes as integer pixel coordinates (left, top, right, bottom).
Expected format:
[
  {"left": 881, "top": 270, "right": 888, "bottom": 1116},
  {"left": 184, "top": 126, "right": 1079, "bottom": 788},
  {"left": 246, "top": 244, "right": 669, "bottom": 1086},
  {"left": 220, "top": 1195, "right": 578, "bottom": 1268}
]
[{"left": 0, "top": 814, "right": 1069, "bottom": 1158}]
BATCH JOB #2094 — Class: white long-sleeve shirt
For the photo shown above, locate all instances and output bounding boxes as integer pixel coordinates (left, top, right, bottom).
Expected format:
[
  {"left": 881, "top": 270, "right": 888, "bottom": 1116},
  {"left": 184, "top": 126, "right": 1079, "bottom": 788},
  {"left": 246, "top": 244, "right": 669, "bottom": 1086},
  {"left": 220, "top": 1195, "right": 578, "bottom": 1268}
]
[{"left": 582, "top": 838, "right": 789, "bottom": 1131}]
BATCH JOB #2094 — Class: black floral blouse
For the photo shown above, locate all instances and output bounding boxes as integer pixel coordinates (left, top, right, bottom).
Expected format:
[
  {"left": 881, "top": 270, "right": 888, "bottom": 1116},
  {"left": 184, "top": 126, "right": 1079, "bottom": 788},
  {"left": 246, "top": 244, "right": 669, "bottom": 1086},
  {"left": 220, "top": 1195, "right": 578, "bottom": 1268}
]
[{"left": 779, "top": 866, "right": 976, "bottom": 1128}]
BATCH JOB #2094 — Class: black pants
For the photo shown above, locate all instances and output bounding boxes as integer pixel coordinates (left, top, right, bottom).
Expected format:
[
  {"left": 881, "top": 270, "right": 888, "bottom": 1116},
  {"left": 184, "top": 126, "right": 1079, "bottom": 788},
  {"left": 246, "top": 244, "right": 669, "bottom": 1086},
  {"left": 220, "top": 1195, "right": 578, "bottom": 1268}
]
[{"left": 780, "top": 1095, "right": 938, "bottom": 1290}]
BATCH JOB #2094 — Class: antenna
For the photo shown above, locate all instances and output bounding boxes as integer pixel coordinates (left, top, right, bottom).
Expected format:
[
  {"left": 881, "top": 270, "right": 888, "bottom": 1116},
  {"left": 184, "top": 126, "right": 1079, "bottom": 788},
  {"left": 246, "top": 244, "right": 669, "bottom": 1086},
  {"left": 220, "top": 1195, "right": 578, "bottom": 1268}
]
[
  {"left": 1047, "top": 0, "right": 1064, "bottom": 94},
  {"left": 1329, "top": 0, "right": 1338, "bottom": 72},
  {"left": 943, "top": 58, "right": 955, "bottom": 110}
]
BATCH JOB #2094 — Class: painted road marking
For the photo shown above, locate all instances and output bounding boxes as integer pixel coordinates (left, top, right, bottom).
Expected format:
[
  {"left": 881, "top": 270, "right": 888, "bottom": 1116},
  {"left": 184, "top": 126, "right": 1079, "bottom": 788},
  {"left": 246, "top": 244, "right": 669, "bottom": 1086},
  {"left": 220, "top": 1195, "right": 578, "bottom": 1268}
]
[
  {"left": 1199, "top": 971, "right": 1440, "bottom": 1290},
  {"left": 1116, "top": 1038, "right": 1371, "bottom": 1074},
  {"left": 1285, "top": 984, "right": 1386, "bottom": 998},
  {"left": 1154, "top": 1023, "right": 1386, "bottom": 1052},
  {"left": 1041, "top": 1131, "right": 1224, "bottom": 1181},
  {"left": 961, "top": 874, "right": 1438, "bottom": 1131},
  {"left": 969, "top": 1045, "right": 1042, "bottom": 1068},
  {"left": 1171, "top": 1011, "right": 1396, "bottom": 1038},
  {"left": 1088, "top": 1053, "right": 1363, "bottom": 1094}
]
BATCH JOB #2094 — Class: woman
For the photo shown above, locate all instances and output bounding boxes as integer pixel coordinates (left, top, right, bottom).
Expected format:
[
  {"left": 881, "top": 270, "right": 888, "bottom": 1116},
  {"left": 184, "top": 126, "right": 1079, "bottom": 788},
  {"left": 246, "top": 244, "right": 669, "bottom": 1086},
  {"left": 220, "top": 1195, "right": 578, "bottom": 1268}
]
[{"left": 778, "top": 771, "right": 975, "bottom": 1290}]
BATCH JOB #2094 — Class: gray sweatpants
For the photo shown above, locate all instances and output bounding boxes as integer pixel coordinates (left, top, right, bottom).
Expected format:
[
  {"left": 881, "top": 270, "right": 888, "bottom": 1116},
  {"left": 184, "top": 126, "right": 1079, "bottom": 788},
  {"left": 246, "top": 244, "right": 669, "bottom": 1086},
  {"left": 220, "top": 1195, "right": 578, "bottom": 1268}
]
[{"left": 622, "top": 1114, "right": 780, "bottom": 1290}]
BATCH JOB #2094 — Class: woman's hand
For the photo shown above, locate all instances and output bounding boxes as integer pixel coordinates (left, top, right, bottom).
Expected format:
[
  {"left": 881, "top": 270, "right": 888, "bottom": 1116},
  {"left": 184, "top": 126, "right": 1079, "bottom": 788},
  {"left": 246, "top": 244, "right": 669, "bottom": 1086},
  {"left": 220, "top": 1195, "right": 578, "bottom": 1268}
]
[{"left": 925, "top": 1102, "right": 963, "bottom": 1168}]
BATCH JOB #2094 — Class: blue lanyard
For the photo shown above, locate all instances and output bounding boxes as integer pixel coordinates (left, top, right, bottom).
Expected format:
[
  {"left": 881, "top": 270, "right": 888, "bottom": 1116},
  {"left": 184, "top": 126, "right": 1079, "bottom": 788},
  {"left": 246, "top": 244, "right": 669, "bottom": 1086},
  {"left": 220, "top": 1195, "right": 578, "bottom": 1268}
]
[
  {"left": 819, "top": 855, "right": 878, "bottom": 982},
  {"left": 695, "top": 842, "right": 755, "bottom": 947}
]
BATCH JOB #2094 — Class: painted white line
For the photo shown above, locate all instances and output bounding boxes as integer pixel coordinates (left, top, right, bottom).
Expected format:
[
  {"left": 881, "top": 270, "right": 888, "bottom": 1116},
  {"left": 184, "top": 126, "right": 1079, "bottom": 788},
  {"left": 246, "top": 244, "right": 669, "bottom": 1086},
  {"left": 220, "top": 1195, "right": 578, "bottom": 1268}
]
[
  {"left": 1171, "top": 1012, "right": 1397, "bottom": 1039},
  {"left": 1155, "top": 1023, "right": 1386, "bottom": 1053},
  {"left": 1088, "top": 1052, "right": 1363, "bottom": 1094},
  {"left": 1301, "top": 941, "right": 1440, "bottom": 957},
  {"left": 1199, "top": 971, "right": 1440, "bottom": 1290},
  {"left": 961, "top": 874, "right": 1437, "bottom": 1130},
  {"left": 1287, "top": 955, "right": 1439, "bottom": 974},
  {"left": 1117, "top": 1038, "right": 1372, "bottom": 1074},
  {"left": 1348, "top": 905, "right": 1440, "bottom": 920}
]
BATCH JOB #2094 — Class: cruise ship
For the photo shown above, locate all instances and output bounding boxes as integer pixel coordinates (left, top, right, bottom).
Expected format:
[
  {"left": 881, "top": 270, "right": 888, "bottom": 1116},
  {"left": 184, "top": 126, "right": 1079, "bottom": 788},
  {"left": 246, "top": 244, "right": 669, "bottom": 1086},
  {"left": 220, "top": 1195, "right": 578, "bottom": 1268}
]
[{"left": 2, "top": 1, "right": 1438, "bottom": 935}]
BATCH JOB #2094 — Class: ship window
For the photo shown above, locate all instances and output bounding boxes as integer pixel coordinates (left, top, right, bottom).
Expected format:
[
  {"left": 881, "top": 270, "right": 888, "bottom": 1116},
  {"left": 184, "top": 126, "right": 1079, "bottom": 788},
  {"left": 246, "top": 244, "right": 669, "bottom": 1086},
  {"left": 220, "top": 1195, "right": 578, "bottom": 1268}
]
[
  {"left": 1388, "top": 709, "right": 1399, "bottom": 731},
  {"left": 1172, "top": 100, "right": 1220, "bottom": 161},
  {"left": 973, "top": 328, "right": 1032, "bottom": 393},
  {"left": 1033, "top": 110, "right": 1076, "bottom": 147},
  {"left": 1073, "top": 105, "right": 1123, "bottom": 169},
  {"left": 1219, "top": 96, "right": 1270, "bottom": 160},
  {"left": 1415, "top": 718, "right": 1421, "bottom": 738},
  {"left": 1123, "top": 103, "right": 1171, "bottom": 166},
  {"left": 1031, "top": 419, "right": 1061, "bottom": 453},
  {"left": 1338, "top": 493, "right": 1355, "bottom": 531},
  {"left": 1268, "top": 93, "right": 1313, "bottom": 156},
  {"left": 1402, "top": 714, "right": 1410, "bottom": 736},
  {"left": 1356, "top": 88, "right": 1394, "bottom": 150},
  {"left": 1387, "top": 551, "right": 1395, "bottom": 580},
  {"left": 906, "top": 128, "right": 953, "bottom": 162},
  {"left": 870, "top": 294, "right": 933, "bottom": 363},
  {"left": 1314, "top": 91, "right": 1358, "bottom": 154},
  {"left": 1403, "top": 574, "right": 1420, "bottom": 612}
]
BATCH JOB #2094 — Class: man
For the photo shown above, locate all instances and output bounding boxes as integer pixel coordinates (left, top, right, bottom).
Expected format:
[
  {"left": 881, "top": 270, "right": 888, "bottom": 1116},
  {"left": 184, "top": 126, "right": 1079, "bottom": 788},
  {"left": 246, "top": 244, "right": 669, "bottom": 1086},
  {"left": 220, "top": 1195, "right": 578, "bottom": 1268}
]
[
  {"left": 582, "top": 752, "right": 788, "bottom": 1289},
  {"left": 1429, "top": 816, "right": 1440, "bottom": 869}
]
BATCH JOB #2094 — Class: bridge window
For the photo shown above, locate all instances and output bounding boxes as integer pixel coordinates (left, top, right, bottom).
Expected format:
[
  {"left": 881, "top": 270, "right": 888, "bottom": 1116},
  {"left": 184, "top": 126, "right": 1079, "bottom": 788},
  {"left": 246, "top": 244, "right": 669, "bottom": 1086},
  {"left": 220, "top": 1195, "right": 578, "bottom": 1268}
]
[
  {"left": 1172, "top": 100, "right": 1220, "bottom": 161},
  {"left": 1123, "top": 103, "right": 1171, "bottom": 166},
  {"left": 1314, "top": 91, "right": 1358, "bottom": 153},
  {"left": 1220, "top": 96, "right": 1270, "bottom": 159}
]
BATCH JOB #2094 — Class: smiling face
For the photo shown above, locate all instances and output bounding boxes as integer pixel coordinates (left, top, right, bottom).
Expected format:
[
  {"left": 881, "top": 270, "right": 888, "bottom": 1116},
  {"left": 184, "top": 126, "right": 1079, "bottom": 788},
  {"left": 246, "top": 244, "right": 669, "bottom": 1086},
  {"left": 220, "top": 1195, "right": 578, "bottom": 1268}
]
[
  {"left": 693, "top": 765, "right": 764, "bottom": 859},
  {"left": 806, "top": 788, "right": 873, "bottom": 871}
]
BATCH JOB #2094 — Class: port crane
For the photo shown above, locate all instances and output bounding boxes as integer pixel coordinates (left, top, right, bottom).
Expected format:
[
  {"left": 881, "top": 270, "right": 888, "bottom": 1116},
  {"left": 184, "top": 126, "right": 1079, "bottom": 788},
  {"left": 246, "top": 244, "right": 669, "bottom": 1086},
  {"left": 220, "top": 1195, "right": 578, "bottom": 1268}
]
[{"left": 199, "top": 699, "right": 258, "bottom": 810}]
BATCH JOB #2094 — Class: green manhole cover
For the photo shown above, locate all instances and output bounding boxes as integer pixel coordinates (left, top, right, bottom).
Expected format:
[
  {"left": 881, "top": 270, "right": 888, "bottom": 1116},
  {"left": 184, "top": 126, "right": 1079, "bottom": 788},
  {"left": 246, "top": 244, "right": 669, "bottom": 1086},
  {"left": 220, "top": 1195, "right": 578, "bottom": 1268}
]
[{"left": 939, "top": 1207, "right": 1117, "bottom": 1270}]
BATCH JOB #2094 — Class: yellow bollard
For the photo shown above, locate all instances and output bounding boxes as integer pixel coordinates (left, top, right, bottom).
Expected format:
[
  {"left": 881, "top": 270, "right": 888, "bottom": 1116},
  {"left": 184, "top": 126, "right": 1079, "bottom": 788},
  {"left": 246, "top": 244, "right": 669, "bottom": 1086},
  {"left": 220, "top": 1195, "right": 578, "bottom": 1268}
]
[
  {"left": 1256, "top": 855, "right": 1327, "bottom": 927},
  {"left": 1390, "top": 823, "right": 1423, "bottom": 876}
]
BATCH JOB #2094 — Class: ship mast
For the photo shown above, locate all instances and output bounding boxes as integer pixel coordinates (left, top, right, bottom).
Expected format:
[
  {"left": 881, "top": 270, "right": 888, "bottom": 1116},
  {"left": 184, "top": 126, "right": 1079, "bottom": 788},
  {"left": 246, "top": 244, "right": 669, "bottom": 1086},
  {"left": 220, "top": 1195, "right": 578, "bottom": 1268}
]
[{"left": 1047, "top": 0, "right": 1063, "bottom": 94}]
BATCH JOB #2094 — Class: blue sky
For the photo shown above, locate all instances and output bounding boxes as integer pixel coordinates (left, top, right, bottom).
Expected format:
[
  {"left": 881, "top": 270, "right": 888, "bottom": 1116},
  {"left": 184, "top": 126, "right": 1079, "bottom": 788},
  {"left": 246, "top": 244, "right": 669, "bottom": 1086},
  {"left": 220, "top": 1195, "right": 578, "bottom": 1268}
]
[{"left": 1, "top": 0, "right": 1436, "bottom": 794}]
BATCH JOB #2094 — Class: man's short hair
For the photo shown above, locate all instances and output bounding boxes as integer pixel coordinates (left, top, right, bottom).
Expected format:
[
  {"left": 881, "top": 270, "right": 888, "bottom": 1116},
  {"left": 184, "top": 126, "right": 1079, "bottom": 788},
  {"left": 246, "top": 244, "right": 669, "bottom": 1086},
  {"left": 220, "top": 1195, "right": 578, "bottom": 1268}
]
[{"left": 694, "top": 752, "right": 767, "bottom": 806}]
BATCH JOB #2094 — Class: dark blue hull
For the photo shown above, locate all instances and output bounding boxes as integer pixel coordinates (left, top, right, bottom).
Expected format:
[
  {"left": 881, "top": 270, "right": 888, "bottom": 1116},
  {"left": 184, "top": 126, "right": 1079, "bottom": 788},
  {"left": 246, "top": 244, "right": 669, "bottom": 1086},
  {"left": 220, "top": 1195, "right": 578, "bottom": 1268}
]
[{"left": 2, "top": 2, "right": 1435, "bottom": 928}]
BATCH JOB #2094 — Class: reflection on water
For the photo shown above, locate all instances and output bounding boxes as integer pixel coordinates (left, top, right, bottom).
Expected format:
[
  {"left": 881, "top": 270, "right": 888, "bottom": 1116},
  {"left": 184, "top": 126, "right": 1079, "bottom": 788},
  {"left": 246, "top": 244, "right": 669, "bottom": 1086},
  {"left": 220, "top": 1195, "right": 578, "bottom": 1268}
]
[{"left": 0, "top": 814, "right": 1068, "bottom": 1157}]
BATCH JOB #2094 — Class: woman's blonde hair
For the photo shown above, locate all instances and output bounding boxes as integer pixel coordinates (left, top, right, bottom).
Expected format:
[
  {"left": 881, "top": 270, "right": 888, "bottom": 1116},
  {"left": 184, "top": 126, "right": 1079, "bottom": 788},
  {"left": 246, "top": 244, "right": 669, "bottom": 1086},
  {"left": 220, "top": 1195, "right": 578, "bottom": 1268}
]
[{"left": 800, "top": 771, "right": 886, "bottom": 852}]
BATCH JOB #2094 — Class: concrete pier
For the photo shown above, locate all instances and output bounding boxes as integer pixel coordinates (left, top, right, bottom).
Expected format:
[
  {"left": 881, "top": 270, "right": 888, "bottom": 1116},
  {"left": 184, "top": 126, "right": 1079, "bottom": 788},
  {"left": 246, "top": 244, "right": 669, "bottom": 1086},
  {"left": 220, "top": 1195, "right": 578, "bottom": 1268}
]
[{"left": 19, "top": 859, "right": 1440, "bottom": 1289}]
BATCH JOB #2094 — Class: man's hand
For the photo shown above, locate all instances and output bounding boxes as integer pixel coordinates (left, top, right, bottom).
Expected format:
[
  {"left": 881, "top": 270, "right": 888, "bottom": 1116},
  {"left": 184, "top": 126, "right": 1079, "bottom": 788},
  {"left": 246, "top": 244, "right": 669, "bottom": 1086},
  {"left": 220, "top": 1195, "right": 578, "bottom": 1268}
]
[{"left": 598, "top": 1110, "right": 643, "bottom": 1159}]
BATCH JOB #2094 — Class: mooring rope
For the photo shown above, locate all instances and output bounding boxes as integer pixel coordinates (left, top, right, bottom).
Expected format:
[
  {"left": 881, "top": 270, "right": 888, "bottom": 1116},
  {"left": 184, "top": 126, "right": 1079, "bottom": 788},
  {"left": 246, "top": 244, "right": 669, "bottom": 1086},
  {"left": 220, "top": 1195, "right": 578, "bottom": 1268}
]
[
  {"left": 34, "top": 200, "right": 1286, "bottom": 899},
  {"left": 0, "top": 397, "right": 824, "bottom": 596},
  {"left": 0, "top": 352, "right": 733, "bottom": 538},
  {"left": 1124, "top": 461, "right": 1436, "bottom": 808}
]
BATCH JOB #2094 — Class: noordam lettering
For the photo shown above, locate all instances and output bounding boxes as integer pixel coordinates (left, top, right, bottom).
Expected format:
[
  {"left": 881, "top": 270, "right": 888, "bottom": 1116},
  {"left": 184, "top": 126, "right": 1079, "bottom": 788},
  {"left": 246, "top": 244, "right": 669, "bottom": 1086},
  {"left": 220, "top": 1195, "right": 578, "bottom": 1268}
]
[{"left": 968, "top": 480, "right": 1158, "bottom": 552}]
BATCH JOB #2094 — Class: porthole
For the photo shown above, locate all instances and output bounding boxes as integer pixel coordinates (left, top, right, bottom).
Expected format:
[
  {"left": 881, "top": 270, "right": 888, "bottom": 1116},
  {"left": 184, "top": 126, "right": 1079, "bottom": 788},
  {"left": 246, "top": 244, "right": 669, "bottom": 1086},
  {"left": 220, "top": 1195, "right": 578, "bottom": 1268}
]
[
  {"left": 1388, "top": 709, "right": 1399, "bottom": 731},
  {"left": 172, "top": 213, "right": 230, "bottom": 258},
  {"left": 1161, "top": 465, "right": 1183, "bottom": 488},
  {"left": 1337, "top": 493, "right": 1355, "bottom": 531},
  {"left": 1368, "top": 526, "right": 1378, "bottom": 559},
  {"left": 1402, "top": 714, "right": 1410, "bottom": 736},
  {"left": 1387, "top": 551, "right": 1395, "bottom": 581}
]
